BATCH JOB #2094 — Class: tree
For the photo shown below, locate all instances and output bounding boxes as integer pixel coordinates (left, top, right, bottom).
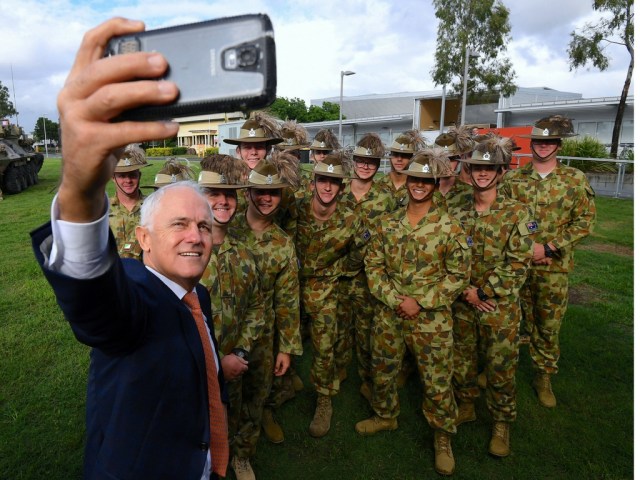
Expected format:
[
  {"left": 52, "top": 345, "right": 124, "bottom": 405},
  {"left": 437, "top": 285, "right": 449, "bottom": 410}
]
[
  {"left": 33, "top": 116, "right": 59, "bottom": 144},
  {"left": 430, "top": 0, "right": 517, "bottom": 123},
  {"left": 0, "top": 81, "right": 18, "bottom": 119},
  {"left": 267, "top": 97, "right": 341, "bottom": 123},
  {"left": 568, "top": 0, "right": 634, "bottom": 158}
]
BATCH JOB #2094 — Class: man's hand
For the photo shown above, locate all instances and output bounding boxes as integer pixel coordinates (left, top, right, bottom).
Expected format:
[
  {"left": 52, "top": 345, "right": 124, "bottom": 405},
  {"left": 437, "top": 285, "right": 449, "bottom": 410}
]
[
  {"left": 462, "top": 286, "right": 496, "bottom": 313},
  {"left": 532, "top": 242, "right": 553, "bottom": 265},
  {"left": 57, "top": 17, "right": 179, "bottom": 222},
  {"left": 395, "top": 295, "right": 421, "bottom": 319},
  {"left": 221, "top": 353, "right": 249, "bottom": 381},
  {"left": 274, "top": 352, "right": 291, "bottom": 377}
]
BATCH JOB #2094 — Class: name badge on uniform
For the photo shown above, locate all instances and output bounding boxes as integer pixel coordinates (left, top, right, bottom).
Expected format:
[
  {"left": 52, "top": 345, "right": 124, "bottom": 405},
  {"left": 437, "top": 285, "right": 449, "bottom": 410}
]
[
  {"left": 526, "top": 221, "right": 538, "bottom": 233},
  {"left": 466, "top": 236, "right": 474, "bottom": 247}
]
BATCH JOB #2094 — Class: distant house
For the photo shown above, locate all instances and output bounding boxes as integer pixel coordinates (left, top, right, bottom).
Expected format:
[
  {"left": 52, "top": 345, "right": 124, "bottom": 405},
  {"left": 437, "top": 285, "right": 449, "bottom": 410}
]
[{"left": 173, "top": 112, "right": 245, "bottom": 155}]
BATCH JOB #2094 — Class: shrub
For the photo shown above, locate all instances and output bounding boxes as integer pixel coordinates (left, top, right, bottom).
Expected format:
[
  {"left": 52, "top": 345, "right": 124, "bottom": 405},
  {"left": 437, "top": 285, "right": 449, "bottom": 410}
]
[
  {"left": 559, "top": 137, "right": 615, "bottom": 173},
  {"left": 203, "top": 147, "right": 219, "bottom": 156},
  {"left": 172, "top": 146, "right": 188, "bottom": 155},
  {"left": 145, "top": 147, "right": 173, "bottom": 157}
]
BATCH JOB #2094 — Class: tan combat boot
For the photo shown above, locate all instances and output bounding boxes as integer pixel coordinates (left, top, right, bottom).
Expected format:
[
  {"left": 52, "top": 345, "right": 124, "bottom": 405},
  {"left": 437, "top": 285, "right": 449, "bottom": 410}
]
[
  {"left": 489, "top": 421, "right": 510, "bottom": 457},
  {"left": 355, "top": 415, "right": 398, "bottom": 436},
  {"left": 231, "top": 455, "right": 256, "bottom": 480},
  {"left": 455, "top": 401, "right": 476, "bottom": 426},
  {"left": 262, "top": 407, "right": 284, "bottom": 444},
  {"left": 434, "top": 430, "right": 455, "bottom": 476},
  {"left": 533, "top": 373, "right": 557, "bottom": 408},
  {"left": 359, "top": 382, "right": 372, "bottom": 403},
  {"left": 309, "top": 394, "right": 332, "bottom": 438}
]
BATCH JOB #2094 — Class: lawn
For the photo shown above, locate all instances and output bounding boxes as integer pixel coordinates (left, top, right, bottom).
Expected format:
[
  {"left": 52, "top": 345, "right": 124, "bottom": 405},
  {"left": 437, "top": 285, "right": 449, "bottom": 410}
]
[{"left": 0, "top": 159, "right": 633, "bottom": 479}]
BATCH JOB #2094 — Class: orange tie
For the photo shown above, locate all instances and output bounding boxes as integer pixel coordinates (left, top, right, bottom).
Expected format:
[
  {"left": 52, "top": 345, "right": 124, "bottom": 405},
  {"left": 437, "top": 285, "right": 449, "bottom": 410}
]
[{"left": 183, "top": 291, "right": 228, "bottom": 477}]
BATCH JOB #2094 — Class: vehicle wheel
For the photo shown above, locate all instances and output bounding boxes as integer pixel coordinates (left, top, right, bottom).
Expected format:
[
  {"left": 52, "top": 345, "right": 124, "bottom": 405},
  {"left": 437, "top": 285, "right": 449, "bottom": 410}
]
[
  {"left": 3, "top": 164, "right": 22, "bottom": 193},
  {"left": 19, "top": 166, "right": 29, "bottom": 190}
]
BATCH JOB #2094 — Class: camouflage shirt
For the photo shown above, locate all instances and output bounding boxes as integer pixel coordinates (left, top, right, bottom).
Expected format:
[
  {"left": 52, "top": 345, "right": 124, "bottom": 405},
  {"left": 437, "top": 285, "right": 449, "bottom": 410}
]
[
  {"left": 108, "top": 192, "right": 145, "bottom": 260},
  {"left": 448, "top": 194, "right": 535, "bottom": 298},
  {"left": 289, "top": 195, "right": 370, "bottom": 280},
  {"left": 436, "top": 180, "right": 474, "bottom": 212},
  {"left": 200, "top": 232, "right": 265, "bottom": 355},
  {"left": 230, "top": 216, "right": 302, "bottom": 356},
  {"left": 501, "top": 161, "right": 596, "bottom": 272},
  {"left": 365, "top": 204, "right": 470, "bottom": 320},
  {"left": 372, "top": 174, "right": 409, "bottom": 211}
]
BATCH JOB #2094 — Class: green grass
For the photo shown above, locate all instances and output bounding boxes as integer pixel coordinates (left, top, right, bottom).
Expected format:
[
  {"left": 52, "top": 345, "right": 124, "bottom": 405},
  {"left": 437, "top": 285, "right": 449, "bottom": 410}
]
[{"left": 0, "top": 160, "right": 633, "bottom": 479}]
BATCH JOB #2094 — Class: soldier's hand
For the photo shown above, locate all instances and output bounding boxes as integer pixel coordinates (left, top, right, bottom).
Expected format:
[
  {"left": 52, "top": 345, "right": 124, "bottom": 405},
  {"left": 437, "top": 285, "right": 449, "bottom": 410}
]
[
  {"left": 274, "top": 352, "right": 291, "bottom": 376},
  {"left": 395, "top": 295, "right": 421, "bottom": 319},
  {"left": 221, "top": 353, "right": 249, "bottom": 381},
  {"left": 462, "top": 287, "right": 496, "bottom": 312},
  {"left": 56, "top": 17, "right": 179, "bottom": 223},
  {"left": 532, "top": 243, "right": 547, "bottom": 262}
]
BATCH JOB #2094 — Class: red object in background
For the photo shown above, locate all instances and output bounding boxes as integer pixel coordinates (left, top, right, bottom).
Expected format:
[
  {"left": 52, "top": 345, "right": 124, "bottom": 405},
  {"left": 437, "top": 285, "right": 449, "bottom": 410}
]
[{"left": 476, "top": 126, "right": 534, "bottom": 169}]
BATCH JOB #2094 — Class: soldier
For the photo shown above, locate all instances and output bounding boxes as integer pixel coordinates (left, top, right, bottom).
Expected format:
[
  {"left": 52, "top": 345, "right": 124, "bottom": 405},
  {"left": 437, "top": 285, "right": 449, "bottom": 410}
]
[
  {"left": 355, "top": 149, "right": 470, "bottom": 477},
  {"left": 197, "top": 154, "right": 265, "bottom": 480},
  {"left": 335, "top": 133, "right": 394, "bottom": 402},
  {"left": 223, "top": 112, "right": 283, "bottom": 172},
  {"left": 374, "top": 129, "right": 426, "bottom": 210},
  {"left": 109, "top": 144, "right": 149, "bottom": 260},
  {"left": 227, "top": 154, "right": 302, "bottom": 465},
  {"left": 434, "top": 125, "right": 475, "bottom": 209},
  {"left": 288, "top": 152, "right": 368, "bottom": 438},
  {"left": 449, "top": 136, "right": 535, "bottom": 458},
  {"left": 501, "top": 115, "right": 596, "bottom": 408},
  {"left": 297, "top": 129, "right": 341, "bottom": 199},
  {"left": 151, "top": 157, "right": 196, "bottom": 188},
  {"left": 275, "top": 119, "right": 309, "bottom": 160}
]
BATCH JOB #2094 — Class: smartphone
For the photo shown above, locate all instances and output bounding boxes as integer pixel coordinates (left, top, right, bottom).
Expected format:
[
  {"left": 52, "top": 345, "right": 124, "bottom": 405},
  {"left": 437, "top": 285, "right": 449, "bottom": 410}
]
[{"left": 105, "top": 14, "right": 277, "bottom": 121}]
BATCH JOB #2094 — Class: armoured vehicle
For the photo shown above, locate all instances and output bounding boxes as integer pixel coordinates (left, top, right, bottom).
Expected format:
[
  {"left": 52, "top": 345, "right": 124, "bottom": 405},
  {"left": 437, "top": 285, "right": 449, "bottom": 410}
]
[{"left": 0, "top": 120, "right": 44, "bottom": 195}]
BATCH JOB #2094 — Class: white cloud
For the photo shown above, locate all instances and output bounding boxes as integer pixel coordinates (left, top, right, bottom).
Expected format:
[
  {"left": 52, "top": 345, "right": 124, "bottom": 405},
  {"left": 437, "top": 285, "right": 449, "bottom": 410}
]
[{"left": 0, "top": 0, "right": 632, "bottom": 134}]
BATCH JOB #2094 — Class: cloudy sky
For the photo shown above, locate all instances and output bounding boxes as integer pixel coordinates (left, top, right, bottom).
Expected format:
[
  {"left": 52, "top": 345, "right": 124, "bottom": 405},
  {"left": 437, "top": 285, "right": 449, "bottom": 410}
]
[{"left": 1, "top": 0, "right": 633, "bottom": 134}]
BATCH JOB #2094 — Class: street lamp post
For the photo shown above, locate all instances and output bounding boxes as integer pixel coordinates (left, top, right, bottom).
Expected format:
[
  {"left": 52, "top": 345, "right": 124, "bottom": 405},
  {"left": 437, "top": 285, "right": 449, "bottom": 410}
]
[
  {"left": 42, "top": 114, "right": 49, "bottom": 158},
  {"left": 338, "top": 70, "right": 355, "bottom": 144},
  {"left": 460, "top": 47, "right": 480, "bottom": 126}
]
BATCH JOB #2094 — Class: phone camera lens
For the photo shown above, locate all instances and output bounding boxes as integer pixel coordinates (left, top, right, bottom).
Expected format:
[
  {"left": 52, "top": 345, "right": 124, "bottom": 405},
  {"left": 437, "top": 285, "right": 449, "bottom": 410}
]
[{"left": 237, "top": 46, "right": 258, "bottom": 67}]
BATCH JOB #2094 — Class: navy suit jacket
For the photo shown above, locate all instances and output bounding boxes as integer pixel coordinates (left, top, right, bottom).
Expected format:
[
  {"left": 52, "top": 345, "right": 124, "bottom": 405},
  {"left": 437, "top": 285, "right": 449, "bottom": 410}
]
[{"left": 32, "top": 222, "right": 226, "bottom": 480}]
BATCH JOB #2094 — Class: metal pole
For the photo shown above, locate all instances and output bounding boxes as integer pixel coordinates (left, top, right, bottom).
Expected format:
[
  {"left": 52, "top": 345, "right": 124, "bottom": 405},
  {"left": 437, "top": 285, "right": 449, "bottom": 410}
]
[
  {"left": 338, "top": 73, "right": 345, "bottom": 142},
  {"left": 338, "top": 71, "right": 355, "bottom": 145},
  {"left": 461, "top": 47, "right": 470, "bottom": 126},
  {"left": 42, "top": 115, "right": 49, "bottom": 158},
  {"left": 439, "top": 85, "right": 447, "bottom": 133}
]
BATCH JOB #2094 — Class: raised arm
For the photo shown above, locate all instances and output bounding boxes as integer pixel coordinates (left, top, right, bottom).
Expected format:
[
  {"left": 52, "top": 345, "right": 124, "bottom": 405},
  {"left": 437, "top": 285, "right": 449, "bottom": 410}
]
[{"left": 56, "top": 17, "right": 179, "bottom": 223}]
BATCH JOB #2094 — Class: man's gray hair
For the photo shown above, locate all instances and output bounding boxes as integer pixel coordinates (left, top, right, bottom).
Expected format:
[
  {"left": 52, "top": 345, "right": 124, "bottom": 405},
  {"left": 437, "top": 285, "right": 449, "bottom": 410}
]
[{"left": 139, "top": 181, "right": 213, "bottom": 230}]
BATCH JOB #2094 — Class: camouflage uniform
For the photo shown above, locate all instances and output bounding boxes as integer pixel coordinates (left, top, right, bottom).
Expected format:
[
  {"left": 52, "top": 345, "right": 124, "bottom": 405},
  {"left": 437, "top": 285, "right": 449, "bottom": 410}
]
[
  {"left": 365, "top": 205, "right": 470, "bottom": 433},
  {"left": 227, "top": 216, "right": 302, "bottom": 457},
  {"left": 449, "top": 195, "right": 535, "bottom": 422},
  {"left": 108, "top": 192, "right": 145, "bottom": 260},
  {"left": 290, "top": 196, "right": 368, "bottom": 397},
  {"left": 199, "top": 231, "right": 265, "bottom": 457},
  {"left": 373, "top": 174, "right": 409, "bottom": 210},
  {"left": 335, "top": 181, "right": 395, "bottom": 386},
  {"left": 436, "top": 180, "right": 474, "bottom": 212},
  {"left": 501, "top": 162, "right": 595, "bottom": 374}
]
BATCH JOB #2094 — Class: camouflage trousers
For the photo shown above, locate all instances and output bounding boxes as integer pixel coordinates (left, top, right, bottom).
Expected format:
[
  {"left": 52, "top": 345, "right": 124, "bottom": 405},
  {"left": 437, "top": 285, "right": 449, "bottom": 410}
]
[
  {"left": 302, "top": 276, "right": 341, "bottom": 396},
  {"left": 266, "top": 341, "right": 299, "bottom": 410},
  {"left": 520, "top": 270, "right": 569, "bottom": 375},
  {"left": 230, "top": 326, "right": 275, "bottom": 459},
  {"left": 370, "top": 305, "right": 457, "bottom": 434},
  {"left": 452, "top": 297, "right": 520, "bottom": 422},
  {"left": 335, "top": 271, "right": 375, "bottom": 384}
]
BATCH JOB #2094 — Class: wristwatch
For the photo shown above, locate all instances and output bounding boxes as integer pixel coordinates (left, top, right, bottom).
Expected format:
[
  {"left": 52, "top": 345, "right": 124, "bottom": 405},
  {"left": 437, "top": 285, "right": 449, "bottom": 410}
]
[
  {"left": 231, "top": 348, "right": 249, "bottom": 360},
  {"left": 544, "top": 243, "right": 554, "bottom": 258},
  {"left": 476, "top": 288, "right": 489, "bottom": 302}
]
